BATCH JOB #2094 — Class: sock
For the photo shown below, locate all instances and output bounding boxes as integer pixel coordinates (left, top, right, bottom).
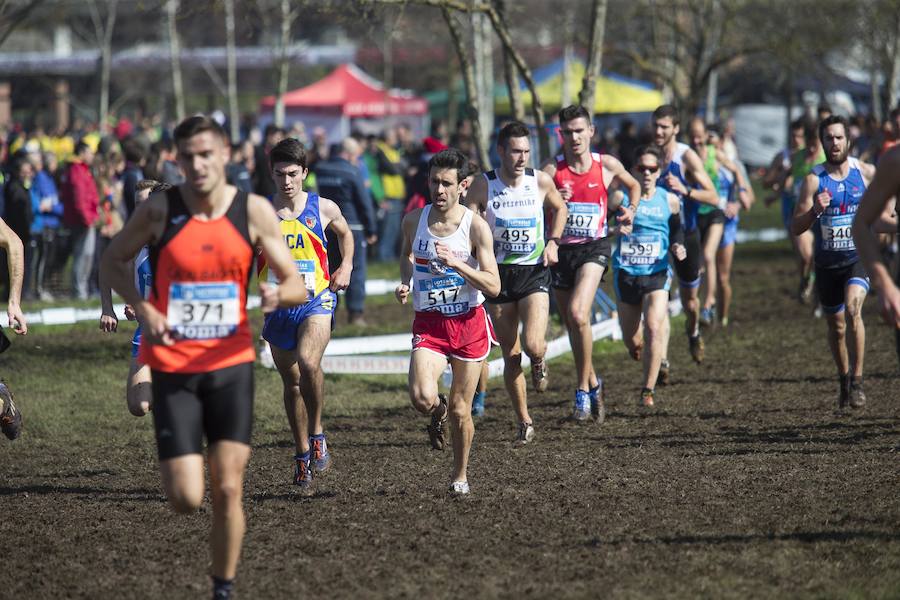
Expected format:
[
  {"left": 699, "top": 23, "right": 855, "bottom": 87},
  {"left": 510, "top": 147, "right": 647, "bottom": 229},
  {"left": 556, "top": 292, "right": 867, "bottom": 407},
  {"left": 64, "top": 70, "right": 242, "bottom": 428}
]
[
  {"left": 641, "top": 387, "right": 653, "bottom": 396},
  {"left": 212, "top": 576, "right": 234, "bottom": 599},
  {"left": 839, "top": 373, "right": 850, "bottom": 391},
  {"left": 473, "top": 391, "right": 486, "bottom": 403},
  {"left": 295, "top": 451, "right": 310, "bottom": 463}
]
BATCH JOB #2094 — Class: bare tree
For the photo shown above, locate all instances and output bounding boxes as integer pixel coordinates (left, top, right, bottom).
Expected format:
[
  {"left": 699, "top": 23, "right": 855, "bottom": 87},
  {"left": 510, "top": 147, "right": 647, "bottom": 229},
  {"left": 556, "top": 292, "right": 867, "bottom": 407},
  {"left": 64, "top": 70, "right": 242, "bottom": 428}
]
[
  {"left": 84, "top": 0, "right": 118, "bottom": 131},
  {"left": 442, "top": 7, "right": 490, "bottom": 167},
  {"left": 495, "top": 0, "right": 524, "bottom": 121},
  {"left": 224, "top": 0, "right": 239, "bottom": 140},
  {"left": 578, "top": 0, "right": 607, "bottom": 115},
  {"left": 274, "top": 0, "right": 302, "bottom": 128},
  {"left": 0, "top": 0, "right": 48, "bottom": 48},
  {"left": 166, "top": 0, "right": 185, "bottom": 122}
]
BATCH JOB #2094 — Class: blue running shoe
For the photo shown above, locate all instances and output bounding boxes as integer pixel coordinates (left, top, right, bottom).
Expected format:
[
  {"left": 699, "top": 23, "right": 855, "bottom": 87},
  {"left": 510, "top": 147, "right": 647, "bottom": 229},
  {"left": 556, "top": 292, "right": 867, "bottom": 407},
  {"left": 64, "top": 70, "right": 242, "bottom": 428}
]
[
  {"left": 589, "top": 381, "right": 605, "bottom": 423},
  {"left": 310, "top": 434, "right": 332, "bottom": 473},
  {"left": 700, "top": 306, "right": 715, "bottom": 327},
  {"left": 293, "top": 452, "right": 315, "bottom": 496},
  {"left": 471, "top": 391, "right": 486, "bottom": 417},
  {"left": 573, "top": 389, "right": 591, "bottom": 421}
]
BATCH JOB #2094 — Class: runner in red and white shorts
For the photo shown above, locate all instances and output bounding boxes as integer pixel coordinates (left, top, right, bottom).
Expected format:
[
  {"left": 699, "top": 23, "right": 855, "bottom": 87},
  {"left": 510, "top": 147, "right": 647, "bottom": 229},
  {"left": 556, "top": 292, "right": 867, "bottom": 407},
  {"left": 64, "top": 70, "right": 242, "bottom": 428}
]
[{"left": 396, "top": 148, "right": 500, "bottom": 496}]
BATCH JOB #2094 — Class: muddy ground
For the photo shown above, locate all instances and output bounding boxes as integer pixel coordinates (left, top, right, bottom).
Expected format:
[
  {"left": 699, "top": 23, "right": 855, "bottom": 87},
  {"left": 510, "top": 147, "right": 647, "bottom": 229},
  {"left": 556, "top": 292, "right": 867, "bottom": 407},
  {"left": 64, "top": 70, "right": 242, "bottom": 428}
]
[{"left": 2, "top": 241, "right": 898, "bottom": 599}]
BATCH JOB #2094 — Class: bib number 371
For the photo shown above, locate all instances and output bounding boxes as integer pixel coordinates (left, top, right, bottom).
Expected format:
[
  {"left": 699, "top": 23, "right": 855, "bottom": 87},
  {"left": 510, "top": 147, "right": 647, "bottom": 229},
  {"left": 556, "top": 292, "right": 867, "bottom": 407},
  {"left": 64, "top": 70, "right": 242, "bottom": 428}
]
[{"left": 167, "top": 281, "right": 240, "bottom": 340}]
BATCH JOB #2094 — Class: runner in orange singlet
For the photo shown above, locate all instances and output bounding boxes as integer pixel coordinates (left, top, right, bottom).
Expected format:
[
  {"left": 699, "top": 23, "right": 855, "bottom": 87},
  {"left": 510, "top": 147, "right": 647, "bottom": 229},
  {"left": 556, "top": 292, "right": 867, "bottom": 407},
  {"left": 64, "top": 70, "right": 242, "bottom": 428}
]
[{"left": 101, "top": 115, "right": 307, "bottom": 600}]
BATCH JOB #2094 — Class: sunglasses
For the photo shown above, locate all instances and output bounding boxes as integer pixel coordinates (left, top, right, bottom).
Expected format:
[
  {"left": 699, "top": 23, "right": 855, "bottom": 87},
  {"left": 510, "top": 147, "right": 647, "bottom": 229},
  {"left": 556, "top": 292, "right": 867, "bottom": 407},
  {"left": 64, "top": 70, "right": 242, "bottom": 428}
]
[{"left": 637, "top": 165, "right": 659, "bottom": 174}]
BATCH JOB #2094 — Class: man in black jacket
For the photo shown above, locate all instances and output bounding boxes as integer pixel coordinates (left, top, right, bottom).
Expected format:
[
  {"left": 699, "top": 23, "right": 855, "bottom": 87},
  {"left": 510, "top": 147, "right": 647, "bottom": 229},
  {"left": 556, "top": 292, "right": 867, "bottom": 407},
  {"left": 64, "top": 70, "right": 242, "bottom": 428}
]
[{"left": 314, "top": 138, "right": 378, "bottom": 325}]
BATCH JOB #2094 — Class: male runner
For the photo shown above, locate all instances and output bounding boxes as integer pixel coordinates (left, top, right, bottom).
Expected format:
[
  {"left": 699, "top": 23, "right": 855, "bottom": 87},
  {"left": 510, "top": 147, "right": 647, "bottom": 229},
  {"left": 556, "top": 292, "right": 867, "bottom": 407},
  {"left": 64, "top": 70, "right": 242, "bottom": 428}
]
[
  {"left": 101, "top": 115, "right": 307, "bottom": 599},
  {"left": 395, "top": 148, "right": 500, "bottom": 495},
  {"left": 467, "top": 121, "right": 567, "bottom": 444},
  {"left": 100, "top": 179, "right": 171, "bottom": 417},
  {"left": 652, "top": 105, "right": 719, "bottom": 364},
  {"left": 612, "top": 146, "right": 685, "bottom": 407},
  {"left": 541, "top": 105, "right": 637, "bottom": 421},
  {"left": 788, "top": 121, "right": 825, "bottom": 304},
  {"left": 791, "top": 115, "right": 875, "bottom": 409},
  {"left": 258, "top": 138, "right": 354, "bottom": 493},
  {"left": 851, "top": 145, "right": 900, "bottom": 367},
  {"left": 0, "top": 216, "right": 28, "bottom": 440}
]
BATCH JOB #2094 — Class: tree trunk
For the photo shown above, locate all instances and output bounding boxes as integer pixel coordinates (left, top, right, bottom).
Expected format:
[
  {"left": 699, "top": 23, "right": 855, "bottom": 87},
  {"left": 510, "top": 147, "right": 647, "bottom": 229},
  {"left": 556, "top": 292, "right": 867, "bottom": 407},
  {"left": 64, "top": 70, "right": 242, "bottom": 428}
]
[
  {"left": 888, "top": 12, "right": 900, "bottom": 112},
  {"left": 496, "top": 0, "right": 523, "bottom": 121},
  {"left": 483, "top": 5, "right": 549, "bottom": 160},
  {"left": 577, "top": 0, "right": 607, "bottom": 115},
  {"left": 89, "top": 0, "right": 118, "bottom": 134},
  {"left": 167, "top": 0, "right": 185, "bottom": 122},
  {"left": 224, "top": 0, "right": 239, "bottom": 141},
  {"left": 471, "top": 9, "right": 493, "bottom": 153},
  {"left": 382, "top": 17, "right": 393, "bottom": 130},
  {"left": 442, "top": 8, "right": 490, "bottom": 169},
  {"left": 274, "top": 0, "right": 293, "bottom": 129}
]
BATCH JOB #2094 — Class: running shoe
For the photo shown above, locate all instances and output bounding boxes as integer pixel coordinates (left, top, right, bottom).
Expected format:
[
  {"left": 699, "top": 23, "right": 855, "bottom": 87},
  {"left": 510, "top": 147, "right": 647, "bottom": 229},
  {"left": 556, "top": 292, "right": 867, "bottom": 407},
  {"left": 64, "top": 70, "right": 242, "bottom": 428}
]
[
  {"left": 449, "top": 480, "right": 470, "bottom": 496},
  {"left": 0, "top": 382, "right": 22, "bottom": 441},
  {"left": 293, "top": 454, "right": 315, "bottom": 496},
  {"left": 471, "top": 391, "right": 486, "bottom": 417},
  {"left": 512, "top": 421, "right": 535, "bottom": 446},
  {"left": 531, "top": 359, "right": 549, "bottom": 393},
  {"left": 720, "top": 316, "right": 729, "bottom": 328},
  {"left": 689, "top": 334, "right": 705, "bottom": 364},
  {"left": 849, "top": 378, "right": 866, "bottom": 409},
  {"left": 310, "top": 434, "right": 332, "bottom": 473},
  {"left": 589, "top": 383, "right": 605, "bottom": 424},
  {"left": 639, "top": 388, "right": 655, "bottom": 407},
  {"left": 427, "top": 394, "right": 449, "bottom": 450},
  {"left": 699, "top": 306, "right": 716, "bottom": 327},
  {"left": 573, "top": 389, "right": 591, "bottom": 421},
  {"left": 657, "top": 359, "right": 671, "bottom": 386}
]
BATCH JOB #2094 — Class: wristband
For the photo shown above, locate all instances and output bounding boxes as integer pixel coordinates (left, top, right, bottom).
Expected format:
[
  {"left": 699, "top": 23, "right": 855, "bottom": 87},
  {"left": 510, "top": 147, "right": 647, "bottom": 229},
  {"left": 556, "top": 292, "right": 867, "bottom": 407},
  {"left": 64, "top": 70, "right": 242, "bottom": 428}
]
[{"left": 546, "top": 237, "right": 560, "bottom": 244}]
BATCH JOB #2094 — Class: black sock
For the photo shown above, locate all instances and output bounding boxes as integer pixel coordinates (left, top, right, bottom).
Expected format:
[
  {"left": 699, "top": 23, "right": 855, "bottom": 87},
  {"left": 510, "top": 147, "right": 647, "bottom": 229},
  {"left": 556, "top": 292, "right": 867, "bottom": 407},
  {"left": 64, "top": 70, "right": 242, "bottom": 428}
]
[
  {"left": 212, "top": 576, "right": 234, "bottom": 599},
  {"left": 839, "top": 373, "right": 850, "bottom": 389},
  {"left": 641, "top": 387, "right": 653, "bottom": 395}
]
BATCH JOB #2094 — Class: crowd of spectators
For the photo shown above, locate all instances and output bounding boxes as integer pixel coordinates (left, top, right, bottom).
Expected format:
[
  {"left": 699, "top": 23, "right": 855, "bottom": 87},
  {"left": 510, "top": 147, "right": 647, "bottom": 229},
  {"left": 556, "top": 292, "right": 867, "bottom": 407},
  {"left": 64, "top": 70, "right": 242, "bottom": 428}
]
[{"left": 4, "top": 104, "right": 899, "bottom": 320}]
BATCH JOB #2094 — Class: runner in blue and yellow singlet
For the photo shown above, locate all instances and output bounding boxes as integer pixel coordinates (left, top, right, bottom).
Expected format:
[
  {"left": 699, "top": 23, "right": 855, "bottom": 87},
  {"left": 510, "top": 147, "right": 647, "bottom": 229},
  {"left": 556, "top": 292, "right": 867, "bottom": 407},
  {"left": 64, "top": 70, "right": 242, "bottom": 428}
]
[{"left": 257, "top": 138, "right": 355, "bottom": 494}]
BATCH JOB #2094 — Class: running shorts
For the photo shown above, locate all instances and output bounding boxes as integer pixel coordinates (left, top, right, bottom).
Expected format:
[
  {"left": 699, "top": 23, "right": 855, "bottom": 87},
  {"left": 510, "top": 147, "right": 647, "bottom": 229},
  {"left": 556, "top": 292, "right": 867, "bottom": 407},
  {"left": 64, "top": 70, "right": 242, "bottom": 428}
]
[
  {"left": 412, "top": 304, "right": 497, "bottom": 361},
  {"left": 673, "top": 228, "right": 702, "bottom": 288},
  {"left": 720, "top": 216, "right": 739, "bottom": 248},
  {"left": 815, "top": 261, "right": 869, "bottom": 314},
  {"left": 613, "top": 268, "right": 672, "bottom": 306},
  {"left": 697, "top": 208, "right": 726, "bottom": 234},
  {"left": 551, "top": 237, "right": 612, "bottom": 290},
  {"left": 151, "top": 361, "right": 254, "bottom": 460},
  {"left": 262, "top": 290, "right": 337, "bottom": 351},
  {"left": 486, "top": 263, "right": 551, "bottom": 304}
]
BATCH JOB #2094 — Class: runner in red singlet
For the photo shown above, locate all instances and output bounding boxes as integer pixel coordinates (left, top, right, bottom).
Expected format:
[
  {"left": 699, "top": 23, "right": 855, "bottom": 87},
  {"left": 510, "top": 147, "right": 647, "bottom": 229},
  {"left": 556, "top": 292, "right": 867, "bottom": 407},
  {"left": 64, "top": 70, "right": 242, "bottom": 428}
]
[{"left": 541, "top": 105, "right": 639, "bottom": 422}]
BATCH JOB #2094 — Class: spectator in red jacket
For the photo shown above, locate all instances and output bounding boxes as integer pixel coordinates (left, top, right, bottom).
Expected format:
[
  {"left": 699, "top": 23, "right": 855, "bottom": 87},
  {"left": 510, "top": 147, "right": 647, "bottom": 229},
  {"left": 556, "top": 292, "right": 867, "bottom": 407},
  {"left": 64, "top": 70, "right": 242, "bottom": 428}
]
[{"left": 60, "top": 140, "right": 99, "bottom": 299}]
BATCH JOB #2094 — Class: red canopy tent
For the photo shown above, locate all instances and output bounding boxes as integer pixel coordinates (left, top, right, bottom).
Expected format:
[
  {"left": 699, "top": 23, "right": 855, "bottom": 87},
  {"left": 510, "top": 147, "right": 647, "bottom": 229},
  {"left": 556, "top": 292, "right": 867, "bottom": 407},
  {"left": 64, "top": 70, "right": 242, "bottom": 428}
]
[{"left": 259, "top": 63, "right": 429, "bottom": 142}]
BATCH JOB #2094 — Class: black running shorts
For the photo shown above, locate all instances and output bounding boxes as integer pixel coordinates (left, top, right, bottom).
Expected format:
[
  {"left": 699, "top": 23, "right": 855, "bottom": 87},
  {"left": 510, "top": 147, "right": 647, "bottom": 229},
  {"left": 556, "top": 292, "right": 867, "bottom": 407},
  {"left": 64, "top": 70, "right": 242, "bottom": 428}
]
[
  {"left": 673, "top": 228, "right": 702, "bottom": 288},
  {"left": 697, "top": 208, "right": 726, "bottom": 235},
  {"left": 151, "top": 361, "right": 254, "bottom": 460},
  {"left": 614, "top": 268, "right": 671, "bottom": 306},
  {"left": 815, "top": 261, "right": 869, "bottom": 314},
  {"left": 486, "top": 263, "right": 551, "bottom": 304},
  {"left": 551, "top": 237, "right": 611, "bottom": 290}
]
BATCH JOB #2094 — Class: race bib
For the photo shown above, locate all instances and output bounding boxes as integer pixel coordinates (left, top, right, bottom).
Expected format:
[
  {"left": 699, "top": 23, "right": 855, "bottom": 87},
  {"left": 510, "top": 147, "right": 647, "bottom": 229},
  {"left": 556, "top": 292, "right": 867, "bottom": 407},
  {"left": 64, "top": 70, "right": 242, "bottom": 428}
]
[
  {"left": 268, "top": 259, "right": 317, "bottom": 301},
  {"left": 620, "top": 233, "right": 663, "bottom": 266},
  {"left": 494, "top": 216, "right": 537, "bottom": 255},
  {"left": 564, "top": 202, "right": 602, "bottom": 239},
  {"left": 417, "top": 273, "right": 469, "bottom": 316},
  {"left": 820, "top": 214, "right": 854, "bottom": 251},
  {"left": 167, "top": 281, "right": 240, "bottom": 339}
]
